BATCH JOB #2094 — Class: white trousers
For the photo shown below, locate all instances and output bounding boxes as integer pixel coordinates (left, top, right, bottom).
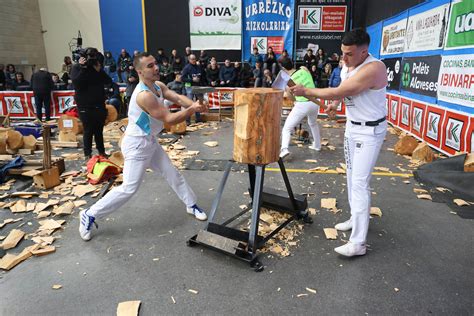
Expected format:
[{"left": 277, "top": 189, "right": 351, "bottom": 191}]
[
  {"left": 344, "top": 121, "right": 387, "bottom": 244},
  {"left": 281, "top": 101, "right": 321, "bottom": 150},
  {"left": 88, "top": 134, "right": 197, "bottom": 218}
]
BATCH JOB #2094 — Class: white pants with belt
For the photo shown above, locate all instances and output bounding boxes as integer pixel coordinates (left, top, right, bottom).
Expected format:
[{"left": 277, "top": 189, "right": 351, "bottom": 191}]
[
  {"left": 344, "top": 121, "right": 387, "bottom": 244},
  {"left": 281, "top": 101, "right": 321, "bottom": 150},
  {"left": 87, "top": 134, "right": 197, "bottom": 218}
]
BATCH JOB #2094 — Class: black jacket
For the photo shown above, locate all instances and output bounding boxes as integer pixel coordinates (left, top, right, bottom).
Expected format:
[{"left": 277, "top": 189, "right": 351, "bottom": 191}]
[
  {"left": 71, "top": 64, "right": 112, "bottom": 109},
  {"left": 31, "top": 70, "right": 54, "bottom": 94}
]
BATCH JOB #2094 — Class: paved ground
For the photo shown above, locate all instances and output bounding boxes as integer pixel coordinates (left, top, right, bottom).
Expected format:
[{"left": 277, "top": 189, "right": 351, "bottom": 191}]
[{"left": 0, "top": 120, "right": 472, "bottom": 315}]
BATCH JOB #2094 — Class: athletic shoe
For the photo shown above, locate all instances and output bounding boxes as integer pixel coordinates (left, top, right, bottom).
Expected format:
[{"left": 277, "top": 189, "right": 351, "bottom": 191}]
[
  {"left": 309, "top": 142, "right": 321, "bottom": 151},
  {"left": 79, "top": 209, "right": 97, "bottom": 241},
  {"left": 186, "top": 204, "right": 208, "bottom": 221},
  {"left": 334, "top": 242, "right": 366, "bottom": 257},
  {"left": 279, "top": 148, "right": 291, "bottom": 160},
  {"left": 335, "top": 219, "right": 352, "bottom": 231}
]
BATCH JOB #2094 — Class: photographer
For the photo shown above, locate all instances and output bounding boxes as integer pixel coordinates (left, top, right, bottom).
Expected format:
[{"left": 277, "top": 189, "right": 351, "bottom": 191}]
[{"left": 70, "top": 47, "right": 112, "bottom": 159}]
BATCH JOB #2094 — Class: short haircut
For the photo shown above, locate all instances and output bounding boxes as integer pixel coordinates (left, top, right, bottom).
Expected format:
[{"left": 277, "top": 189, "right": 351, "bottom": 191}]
[
  {"left": 133, "top": 51, "right": 153, "bottom": 69},
  {"left": 342, "top": 28, "right": 370, "bottom": 46},
  {"left": 279, "top": 58, "right": 293, "bottom": 70}
]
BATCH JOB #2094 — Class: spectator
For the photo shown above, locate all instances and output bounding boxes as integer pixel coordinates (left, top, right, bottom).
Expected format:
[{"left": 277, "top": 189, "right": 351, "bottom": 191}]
[
  {"left": 170, "top": 49, "right": 181, "bottom": 65},
  {"left": 155, "top": 48, "right": 166, "bottom": 65},
  {"left": 12, "top": 72, "right": 30, "bottom": 90},
  {"left": 124, "top": 67, "right": 138, "bottom": 114},
  {"left": 253, "top": 61, "right": 263, "bottom": 87},
  {"left": 117, "top": 49, "right": 132, "bottom": 83},
  {"left": 0, "top": 64, "right": 5, "bottom": 91},
  {"left": 328, "top": 52, "right": 340, "bottom": 70},
  {"left": 105, "top": 82, "right": 123, "bottom": 114},
  {"left": 167, "top": 73, "right": 185, "bottom": 96},
  {"left": 51, "top": 73, "right": 67, "bottom": 90},
  {"left": 238, "top": 63, "right": 252, "bottom": 87},
  {"left": 60, "top": 57, "right": 72, "bottom": 82},
  {"left": 103, "top": 51, "right": 117, "bottom": 80},
  {"left": 303, "top": 49, "right": 317, "bottom": 69},
  {"left": 316, "top": 48, "right": 327, "bottom": 70},
  {"left": 199, "top": 50, "right": 210, "bottom": 67},
  {"left": 159, "top": 58, "right": 173, "bottom": 84},
  {"left": 5, "top": 64, "right": 16, "bottom": 87},
  {"left": 262, "top": 69, "right": 274, "bottom": 88},
  {"left": 278, "top": 50, "right": 290, "bottom": 64},
  {"left": 264, "top": 47, "right": 277, "bottom": 75},
  {"left": 310, "top": 65, "right": 319, "bottom": 87},
  {"left": 181, "top": 54, "right": 203, "bottom": 123},
  {"left": 184, "top": 47, "right": 192, "bottom": 64},
  {"left": 219, "top": 59, "right": 236, "bottom": 87},
  {"left": 318, "top": 63, "right": 332, "bottom": 88},
  {"left": 133, "top": 50, "right": 140, "bottom": 61},
  {"left": 172, "top": 56, "right": 184, "bottom": 75},
  {"left": 329, "top": 60, "right": 343, "bottom": 88},
  {"left": 248, "top": 47, "right": 263, "bottom": 69},
  {"left": 31, "top": 67, "right": 53, "bottom": 121},
  {"left": 205, "top": 60, "right": 220, "bottom": 87}
]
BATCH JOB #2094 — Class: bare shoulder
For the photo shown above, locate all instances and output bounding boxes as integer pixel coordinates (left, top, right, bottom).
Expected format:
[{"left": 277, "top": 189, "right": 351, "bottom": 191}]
[{"left": 136, "top": 90, "right": 158, "bottom": 111}]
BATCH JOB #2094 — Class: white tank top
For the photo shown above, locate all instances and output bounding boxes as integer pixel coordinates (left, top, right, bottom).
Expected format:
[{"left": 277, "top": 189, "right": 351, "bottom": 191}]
[
  {"left": 125, "top": 82, "right": 164, "bottom": 136},
  {"left": 340, "top": 54, "right": 387, "bottom": 122}
]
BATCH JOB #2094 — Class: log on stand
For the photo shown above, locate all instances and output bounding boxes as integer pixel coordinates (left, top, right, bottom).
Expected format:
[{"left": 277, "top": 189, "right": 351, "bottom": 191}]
[{"left": 33, "top": 126, "right": 60, "bottom": 189}]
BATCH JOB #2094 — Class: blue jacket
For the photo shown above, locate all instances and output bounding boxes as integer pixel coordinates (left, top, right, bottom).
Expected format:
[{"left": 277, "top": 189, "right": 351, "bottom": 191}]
[
  {"left": 248, "top": 54, "right": 263, "bottom": 68},
  {"left": 329, "top": 67, "right": 342, "bottom": 87},
  {"left": 181, "top": 63, "right": 203, "bottom": 86},
  {"left": 219, "top": 66, "right": 236, "bottom": 83}
]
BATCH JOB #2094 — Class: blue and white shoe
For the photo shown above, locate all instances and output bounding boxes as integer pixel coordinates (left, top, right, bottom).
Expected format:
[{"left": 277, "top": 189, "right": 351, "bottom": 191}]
[
  {"left": 79, "top": 209, "right": 97, "bottom": 241},
  {"left": 186, "top": 204, "right": 208, "bottom": 221}
]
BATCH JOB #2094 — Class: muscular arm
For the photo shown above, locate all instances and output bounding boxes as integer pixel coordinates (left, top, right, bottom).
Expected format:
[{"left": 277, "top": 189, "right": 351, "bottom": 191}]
[
  {"left": 293, "top": 61, "right": 387, "bottom": 100},
  {"left": 136, "top": 91, "right": 199, "bottom": 125},
  {"left": 156, "top": 81, "right": 193, "bottom": 108}
]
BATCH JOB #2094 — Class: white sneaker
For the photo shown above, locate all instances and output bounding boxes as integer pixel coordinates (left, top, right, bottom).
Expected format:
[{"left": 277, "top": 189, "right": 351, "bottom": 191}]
[
  {"left": 309, "top": 142, "right": 321, "bottom": 151},
  {"left": 334, "top": 242, "right": 366, "bottom": 257},
  {"left": 186, "top": 204, "right": 208, "bottom": 221},
  {"left": 79, "top": 209, "right": 97, "bottom": 241},
  {"left": 279, "top": 148, "right": 291, "bottom": 160},
  {"left": 335, "top": 219, "right": 352, "bottom": 231}
]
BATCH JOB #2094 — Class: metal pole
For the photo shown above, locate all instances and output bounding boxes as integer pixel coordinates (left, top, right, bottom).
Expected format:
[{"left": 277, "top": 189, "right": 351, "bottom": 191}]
[
  {"left": 206, "top": 161, "right": 233, "bottom": 229},
  {"left": 248, "top": 165, "right": 265, "bottom": 254}
]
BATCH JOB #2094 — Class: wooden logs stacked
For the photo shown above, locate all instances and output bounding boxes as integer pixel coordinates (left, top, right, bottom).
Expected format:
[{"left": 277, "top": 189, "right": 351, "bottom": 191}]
[{"left": 233, "top": 88, "right": 283, "bottom": 165}]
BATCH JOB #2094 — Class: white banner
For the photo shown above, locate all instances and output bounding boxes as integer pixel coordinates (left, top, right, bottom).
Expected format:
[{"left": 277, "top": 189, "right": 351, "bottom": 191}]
[
  {"left": 437, "top": 54, "right": 474, "bottom": 108},
  {"left": 189, "top": 0, "right": 242, "bottom": 50},
  {"left": 404, "top": 3, "right": 450, "bottom": 52},
  {"left": 380, "top": 18, "right": 407, "bottom": 56}
]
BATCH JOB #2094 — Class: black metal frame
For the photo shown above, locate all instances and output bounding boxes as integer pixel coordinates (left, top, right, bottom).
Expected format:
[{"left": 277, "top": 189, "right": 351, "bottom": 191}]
[{"left": 188, "top": 158, "right": 312, "bottom": 271}]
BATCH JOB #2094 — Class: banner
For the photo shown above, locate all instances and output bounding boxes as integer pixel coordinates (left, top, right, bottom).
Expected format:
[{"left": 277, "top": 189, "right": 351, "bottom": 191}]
[
  {"left": 242, "top": 0, "right": 295, "bottom": 60},
  {"left": 437, "top": 54, "right": 474, "bottom": 108},
  {"left": 189, "top": 0, "right": 242, "bottom": 50},
  {"left": 445, "top": 0, "right": 474, "bottom": 50},
  {"left": 400, "top": 55, "right": 441, "bottom": 98},
  {"left": 294, "top": 0, "right": 348, "bottom": 62},
  {"left": 383, "top": 57, "right": 402, "bottom": 91},
  {"left": 404, "top": 3, "right": 450, "bottom": 52},
  {"left": 380, "top": 18, "right": 407, "bottom": 56}
]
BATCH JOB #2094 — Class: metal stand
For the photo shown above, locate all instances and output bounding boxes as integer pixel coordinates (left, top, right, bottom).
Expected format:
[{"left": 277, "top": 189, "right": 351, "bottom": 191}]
[{"left": 188, "top": 158, "right": 312, "bottom": 271}]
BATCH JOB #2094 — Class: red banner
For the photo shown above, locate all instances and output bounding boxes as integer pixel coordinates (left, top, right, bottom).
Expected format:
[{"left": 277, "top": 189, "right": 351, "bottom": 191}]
[
  {"left": 410, "top": 101, "right": 427, "bottom": 140},
  {"left": 440, "top": 110, "right": 470, "bottom": 154}
]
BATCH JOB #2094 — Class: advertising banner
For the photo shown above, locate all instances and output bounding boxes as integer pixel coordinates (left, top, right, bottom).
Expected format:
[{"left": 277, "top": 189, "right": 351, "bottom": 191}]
[
  {"left": 445, "top": 0, "right": 474, "bottom": 50},
  {"left": 189, "top": 0, "right": 242, "bottom": 50},
  {"left": 437, "top": 54, "right": 474, "bottom": 108},
  {"left": 389, "top": 94, "right": 400, "bottom": 125},
  {"left": 242, "top": 0, "right": 295, "bottom": 60},
  {"left": 400, "top": 55, "right": 441, "bottom": 98},
  {"left": 383, "top": 57, "right": 402, "bottom": 91},
  {"left": 411, "top": 101, "right": 427, "bottom": 139},
  {"left": 441, "top": 110, "right": 469, "bottom": 153},
  {"left": 400, "top": 98, "right": 412, "bottom": 131},
  {"left": 380, "top": 18, "right": 407, "bottom": 56},
  {"left": 404, "top": 3, "right": 450, "bottom": 53},
  {"left": 294, "top": 0, "right": 348, "bottom": 62},
  {"left": 423, "top": 105, "right": 445, "bottom": 148}
]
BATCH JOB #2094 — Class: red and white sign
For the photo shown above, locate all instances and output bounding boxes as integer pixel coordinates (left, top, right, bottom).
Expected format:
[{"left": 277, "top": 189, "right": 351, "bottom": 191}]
[
  {"left": 411, "top": 101, "right": 427, "bottom": 139},
  {"left": 399, "top": 98, "right": 412, "bottom": 131},
  {"left": 298, "top": 6, "right": 346, "bottom": 32},
  {"left": 440, "top": 110, "right": 469, "bottom": 154},
  {"left": 388, "top": 94, "right": 400, "bottom": 125},
  {"left": 423, "top": 105, "right": 446, "bottom": 148}
]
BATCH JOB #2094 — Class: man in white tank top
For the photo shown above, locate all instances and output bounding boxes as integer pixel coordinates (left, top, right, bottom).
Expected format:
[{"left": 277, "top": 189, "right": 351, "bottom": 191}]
[
  {"left": 291, "top": 29, "right": 388, "bottom": 257},
  {"left": 79, "top": 52, "right": 208, "bottom": 241}
]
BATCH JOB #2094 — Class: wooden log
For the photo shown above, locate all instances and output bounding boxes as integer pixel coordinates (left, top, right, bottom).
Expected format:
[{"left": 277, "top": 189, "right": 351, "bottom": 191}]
[
  {"left": 105, "top": 104, "right": 118, "bottom": 125},
  {"left": 6, "top": 130, "right": 24, "bottom": 150},
  {"left": 22, "top": 135, "right": 37, "bottom": 150},
  {"left": 394, "top": 135, "right": 419, "bottom": 156},
  {"left": 0, "top": 132, "right": 7, "bottom": 154},
  {"left": 58, "top": 130, "right": 77, "bottom": 142},
  {"left": 233, "top": 88, "right": 283, "bottom": 165},
  {"left": 412, "top": 143, "right": 435, "bottom": 163},
  {"left": 465, "top": 153, "right": 474, "bottom": 172},
  {"left": 58, "top": 115, "right": 83, "bottom": 134}
]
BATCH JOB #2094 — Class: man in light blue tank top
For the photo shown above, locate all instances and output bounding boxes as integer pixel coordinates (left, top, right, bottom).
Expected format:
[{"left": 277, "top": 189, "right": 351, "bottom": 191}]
[
  {"left": 79, "top": 52, "right": 209, "bottom": 241},
  {"left": 292, "top": 29, "right": 388, "bottom": 257}
]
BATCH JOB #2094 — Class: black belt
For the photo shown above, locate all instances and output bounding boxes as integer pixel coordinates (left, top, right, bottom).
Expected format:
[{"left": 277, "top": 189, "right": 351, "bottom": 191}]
[{"left": 350, "top": 117, "right": 386, "bottom": 127}]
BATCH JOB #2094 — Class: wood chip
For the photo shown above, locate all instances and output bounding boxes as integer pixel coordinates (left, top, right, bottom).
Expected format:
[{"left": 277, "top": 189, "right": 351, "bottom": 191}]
[
  {"left": 52, "top": 284, "right": 62, "bottom": 290},
  {"left": 327, "top": 145, "right": 336, "bottom": 151},
  {"left": 53, "top": 201, "right": 75, "bottom": 216},
  {"left": 413, "top": 188, "right": 428, "bottom": 194},
  {"left": 306, "top": 287, "right": 317, "bottom": 294},
  {"left": 10, "top": 200, "right": 27, "bottom": 213},
  {"left": 72, "top": 184, "right": 96, "bottom": 197},
  {"left": 453, "top": 199, "right": 469, "bottom": 207},
  {"left": 436, "top": 187, "right": 451, "bottom": 193},
  {"left": 308, "top": 208, "right": 317, "bottom": 215},
  {"left": 305, "top": 159, "right": 318, "bottom": 163},
  {"left": 374, "top": 167, "right": 390, "bottom": 172},
  {"left": 1, "top": 229, "right": 25, "bottom": 250},
  {"left": 336, "top": 167, "right": 346, "bottom": 174},
  {"left": 188, "top": 289, "right": 199, "bottom": 294},
  {"left": 203, "top": 141, "right": 218, "bottom": 147},
  {"left": 0, "top": 245, "right": 35, "bottom": 270},
  {"left": 32, "top": 246, "right": 56, "bottom": 256},
  {"left": 321, "top": 198, "right": 337, "bottom": 209},
  {"left": 171, "top": 296, "right": 176, "bottom": 304},
  {"left": 73, "top": 200, "right": 87, "bottom": 208},
  {"left": 370, "top": 207, "right": 383, "bottom": 217},
  {"left": 394, "top": 288, "right": 400, "bottom": 292},
  {"left": 239, "top": 204, "right": 248, "bottom": 210},
  {"left": 323, "top": 228, "right": 338, "bottom": 240},
  {"left": 403, "top": 180, "right": 411, "bottom": 184},
  {"left": 38, "top": 219, "right": 62, "bottom": 231},
  {"left": 297, "top": 293, "right": 308, "bottom": 298},
  {"left": 0, "top": 218, "right": 22, "bottom": 229},
  {"left": 117, "top": 301, "right": 141, "bottom": 316},
  {"left": 417, "top": 194, "right": 432, "bottom": 201}
]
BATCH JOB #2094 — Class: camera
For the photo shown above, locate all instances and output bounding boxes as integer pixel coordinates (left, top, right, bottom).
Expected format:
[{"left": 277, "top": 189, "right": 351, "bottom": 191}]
[{"left": 72, "top": 47, "right": 104, "bottom": 67}]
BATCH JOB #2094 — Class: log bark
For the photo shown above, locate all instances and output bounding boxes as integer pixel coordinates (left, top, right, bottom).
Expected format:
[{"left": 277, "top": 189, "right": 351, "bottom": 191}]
[
  {"left": 233, "top": 88, "right": 283, "bottom": 165},
  {"left": 105, "top": 104, "right": 118, "bottom": 125},
  {"left": 6, "top": 130, "right": 24, "bottom": 150},
  {"left": 412, "top": 142, "right": 435, "bottom": 163},
  {"left": 22, "top": 135, "right": 37, "bottom": 150},
  {"left": 394, "top": 135, "right": 419, "bottom": 155},
  {"left": 465, "top": 153, "right": 474, "bottom": 172}
]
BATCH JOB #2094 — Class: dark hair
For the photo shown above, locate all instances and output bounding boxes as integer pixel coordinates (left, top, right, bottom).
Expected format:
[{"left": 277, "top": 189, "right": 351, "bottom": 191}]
[
  {"left": 279, "top": 58, "right": 293, "bottom": 70},
  {"left": 342, "top": 28, "right": 370, "bottom": 46},
  {"left": 133, "top": 51, "right": 153, "bottom": 69}
]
